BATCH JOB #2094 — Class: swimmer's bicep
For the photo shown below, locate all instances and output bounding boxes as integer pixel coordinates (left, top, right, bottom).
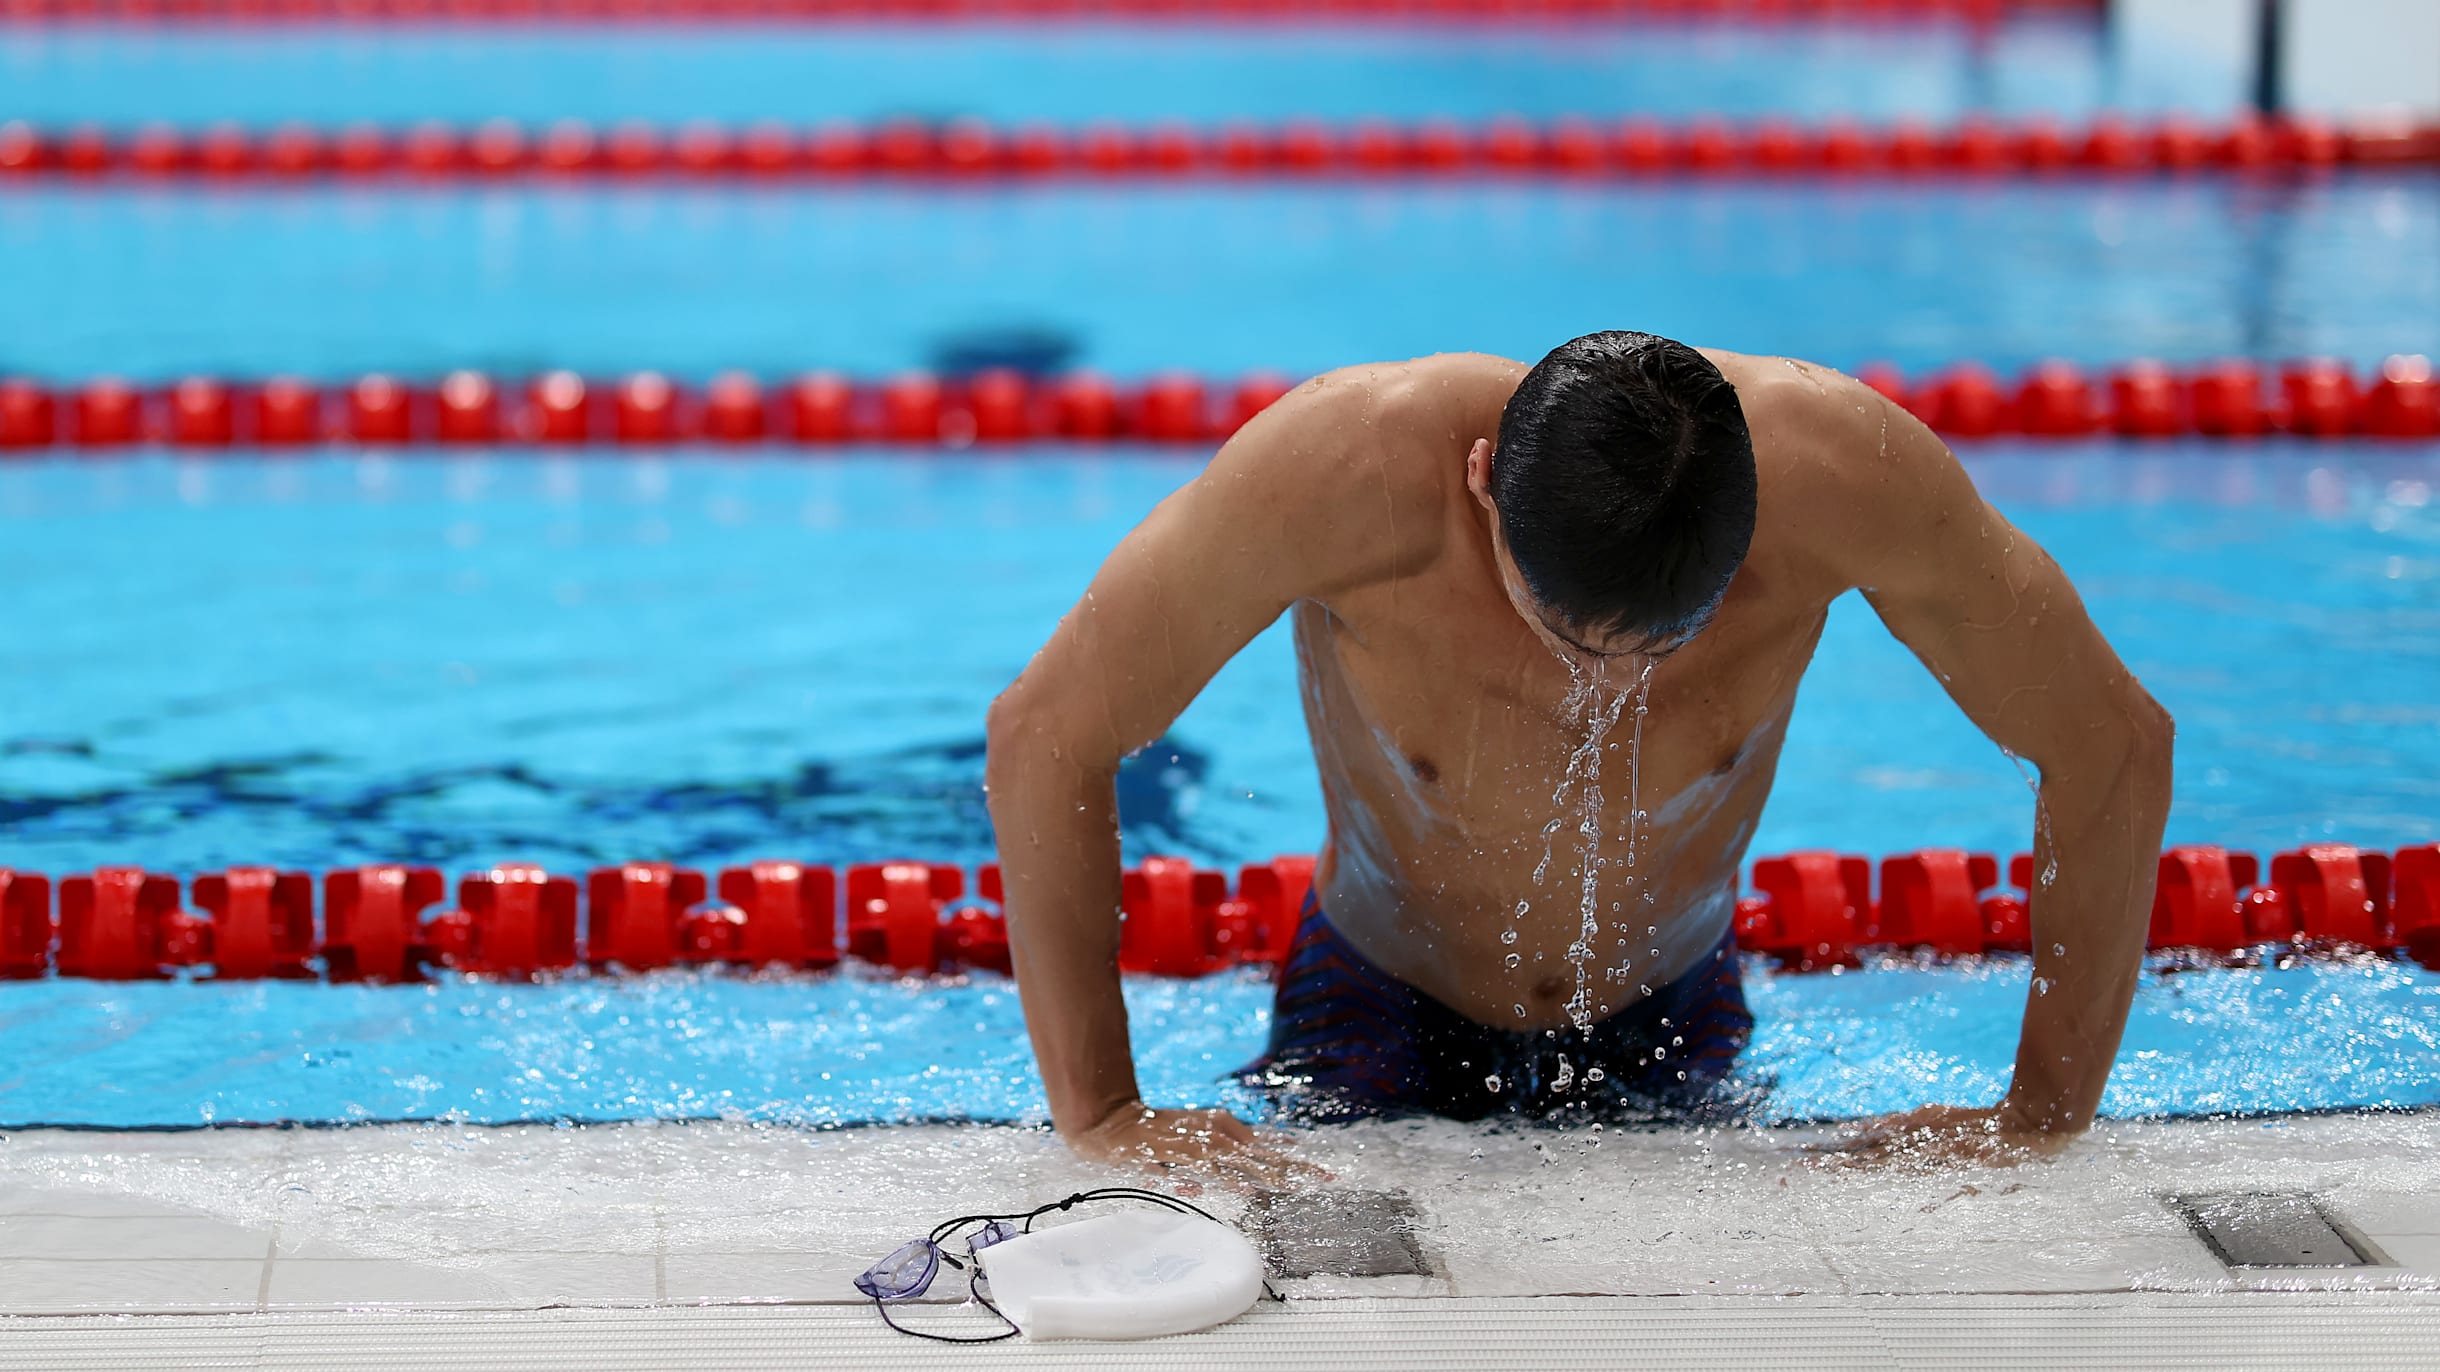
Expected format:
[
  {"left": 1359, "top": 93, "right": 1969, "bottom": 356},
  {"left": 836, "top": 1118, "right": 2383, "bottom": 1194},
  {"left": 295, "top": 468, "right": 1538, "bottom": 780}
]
[
  {"left": 1013, "top": 473, "right": 1307, "bottom": 767},
  {"left": 1011, "top": 384, "right": 1405, "bottom": 764},
  {"left": 1839, "top": 397, "right": 2147, "bottom": 763}
]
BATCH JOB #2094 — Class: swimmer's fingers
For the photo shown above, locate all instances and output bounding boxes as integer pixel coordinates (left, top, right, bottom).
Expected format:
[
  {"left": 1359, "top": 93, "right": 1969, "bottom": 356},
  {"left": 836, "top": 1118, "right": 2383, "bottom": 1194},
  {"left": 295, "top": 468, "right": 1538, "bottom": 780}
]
[
  {"left": 1074, "top": 1105, "right": 1329, "bottom": 1193},
  {"left": 1178, "top": 1144, "right": 1318, "bottom": 1195},
  {"left": 1802, "top": 1108, "right": 2064, "bottom": 1173},
  {"left": 1154, "top": 1129, "right": 1329, "bottom": 1194},
  {"left": 1209, "top": 1114, "right": 1335, "bottom": 1185}
]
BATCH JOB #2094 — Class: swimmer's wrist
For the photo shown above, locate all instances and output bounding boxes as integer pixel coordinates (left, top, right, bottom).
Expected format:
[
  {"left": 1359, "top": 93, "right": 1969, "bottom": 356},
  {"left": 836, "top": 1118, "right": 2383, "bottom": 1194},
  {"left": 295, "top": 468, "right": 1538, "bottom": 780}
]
[
  {"left": 1995, "top": 1089, "right": 2084, "bottom": 1139},
  {"left": 1061, "top": 1093, "right": 1150, "bottom": 1144}
]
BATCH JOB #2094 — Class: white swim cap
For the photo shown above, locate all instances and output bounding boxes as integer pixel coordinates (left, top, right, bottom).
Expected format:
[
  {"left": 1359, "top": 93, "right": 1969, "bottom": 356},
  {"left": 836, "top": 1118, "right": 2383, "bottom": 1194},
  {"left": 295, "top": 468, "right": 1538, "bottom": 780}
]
[{"left": 976, "top": 1207, "right": 1266, "bottom": 1341}]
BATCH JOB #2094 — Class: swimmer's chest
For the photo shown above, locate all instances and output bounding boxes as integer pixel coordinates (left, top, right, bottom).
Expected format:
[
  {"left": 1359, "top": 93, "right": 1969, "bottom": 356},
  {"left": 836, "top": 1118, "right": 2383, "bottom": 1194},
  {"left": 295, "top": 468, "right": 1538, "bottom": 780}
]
[{"left": 1295, "top": 561, "right": 1825, "bottom": 800}]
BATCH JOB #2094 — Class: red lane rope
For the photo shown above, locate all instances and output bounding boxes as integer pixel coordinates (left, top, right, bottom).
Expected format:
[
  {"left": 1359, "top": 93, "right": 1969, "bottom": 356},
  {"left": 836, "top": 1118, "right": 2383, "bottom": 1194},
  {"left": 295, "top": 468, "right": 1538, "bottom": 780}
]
[
  {"left": 2, "top": 358, "right": 2436, "bottom": 450},
  {"left": 2, "top": 844, "right": 2433, "bottom": 982},
  {"left": 7, "top": 115, "right": 2435, "bottom": 182},
  {"left": 0, "top": 0, "right": 2101, "bottom": 25}
]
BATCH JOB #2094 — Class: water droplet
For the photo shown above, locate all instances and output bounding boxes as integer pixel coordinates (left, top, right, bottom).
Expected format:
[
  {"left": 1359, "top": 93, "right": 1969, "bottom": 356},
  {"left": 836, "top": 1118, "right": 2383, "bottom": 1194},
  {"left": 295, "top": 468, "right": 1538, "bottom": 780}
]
[
  {"left": 1585, "top": 1066, "right": 1606, "bottom": 1083},
  {"left": 2033, "top": 976, "right": 2055, "bottom": 996},
  {"left": 2051, "top": 942, "right": 2067, "bottom": 957},
  {"left": 1513, "top": 1003, "right": 1527, "bottom": 1018},
  {"left": 1484, "top": 1073, "right": 1503, "bottom": 1093},
  {"left": 1505, "top": 952, "right": 1521, "bottom": 969}
]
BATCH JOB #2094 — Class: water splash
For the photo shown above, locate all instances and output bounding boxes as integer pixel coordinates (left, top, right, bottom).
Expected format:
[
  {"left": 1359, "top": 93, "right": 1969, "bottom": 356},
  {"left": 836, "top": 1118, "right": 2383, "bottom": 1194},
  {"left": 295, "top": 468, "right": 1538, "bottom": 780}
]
[
  {"left": 1999, "top": 746, "right": 2059, "bottom": 888},
  {"left": 1554, "top": 661, "right": 1649, "bottom": 1031}
]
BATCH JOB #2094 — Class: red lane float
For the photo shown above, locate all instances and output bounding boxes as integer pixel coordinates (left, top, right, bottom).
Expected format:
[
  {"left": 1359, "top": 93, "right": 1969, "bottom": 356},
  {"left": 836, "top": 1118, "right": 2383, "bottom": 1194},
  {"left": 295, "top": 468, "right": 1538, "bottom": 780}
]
[
  {"left": 322, "top": 864, "right": 447, "bottom": 982},
  {"left": 0, "top": 869, "right": 55, "bottom": 978},
  {"left": 587, "top": 862, "right": 708, "bottom": 972},
  {"left": 5, "top": 844, "right": 2437, "bottom": 980},
  {"left": 4, "top": 358, "right": 2437, "bottom": 453},
  {"left": 1737, "top": 851, "right": 1872, "bottom": 969},
  {"left": 845, "top": 862, "right": 958, "bottom": 973},
  {"left": 722, "top": 860, "right": 842, "bottom": 968},
  {"left": 56, "top": 867, "right": 187, "bottom": 979},
  {"left": 9, "top": 114, "right": 2429, "bottom": 184},
  {"left": 1874, "top": 849, "right": 2000, "bottom": 955},
  {"left": 1118, "top": 855, "right": 1233, "bottom": 977},
  {"left": 2396, "top": 846, "right": 2440, "bottom": 968},
  {"left": 434, "top": 864, "right": 582, "bottom": 976},
  {"left": 189, "top": 867, "right": 317, "bottom": 978},
  {"left": 1234, "top": 854, "right": 1317, "bottom": 967}
]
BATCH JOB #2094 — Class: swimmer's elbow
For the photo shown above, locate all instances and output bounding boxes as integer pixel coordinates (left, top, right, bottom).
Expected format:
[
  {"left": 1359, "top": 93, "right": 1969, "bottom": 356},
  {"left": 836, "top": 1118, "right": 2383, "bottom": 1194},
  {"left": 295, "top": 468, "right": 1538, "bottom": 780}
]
[
  {"left": 985, "top": 687, "right": 1112, "bottom": 788},
  {"left": 983, "top": 689, "right": 1041, "bottom": 778},
  {"left": 2111, "top": 686, "right": 2175, "bottom": 811}
]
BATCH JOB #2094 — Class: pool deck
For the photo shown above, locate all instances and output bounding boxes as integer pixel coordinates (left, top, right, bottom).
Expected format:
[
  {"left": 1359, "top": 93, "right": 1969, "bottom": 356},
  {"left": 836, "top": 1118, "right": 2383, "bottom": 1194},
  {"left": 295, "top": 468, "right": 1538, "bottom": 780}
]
[{"left": 3, "top": 1111, "right": 2438, "bottom": 1367}]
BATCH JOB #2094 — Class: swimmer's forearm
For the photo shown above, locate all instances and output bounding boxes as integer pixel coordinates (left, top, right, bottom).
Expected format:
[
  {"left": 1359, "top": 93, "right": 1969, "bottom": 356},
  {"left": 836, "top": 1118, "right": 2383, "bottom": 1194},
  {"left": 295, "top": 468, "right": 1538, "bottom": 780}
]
[
  {"left": 2003, "top": 716, "right": 2174, "bottom": 1135},
  {"left": 985, "top": 736, "right": 1143, "bottom": 1138}
]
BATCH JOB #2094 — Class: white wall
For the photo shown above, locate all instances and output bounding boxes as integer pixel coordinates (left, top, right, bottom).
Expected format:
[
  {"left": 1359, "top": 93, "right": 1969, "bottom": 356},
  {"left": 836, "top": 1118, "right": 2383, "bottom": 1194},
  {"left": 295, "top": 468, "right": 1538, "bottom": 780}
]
[
  {"left": 2112, "top": 0, "right": 2440, "bottom": 120},
  {"left": 2284, "top": 0, "right": 2440, "bottom": 119}
]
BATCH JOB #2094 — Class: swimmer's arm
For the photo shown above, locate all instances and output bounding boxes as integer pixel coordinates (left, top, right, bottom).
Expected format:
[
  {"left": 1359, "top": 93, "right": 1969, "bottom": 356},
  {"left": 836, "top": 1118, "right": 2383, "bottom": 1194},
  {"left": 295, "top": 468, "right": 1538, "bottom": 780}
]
[
  {"left": 985, "top": 375, "right": 1418, "bottom": 1168},
  {"left": 1791, "top": 373, "right": 2174, "bottom": 1149}
]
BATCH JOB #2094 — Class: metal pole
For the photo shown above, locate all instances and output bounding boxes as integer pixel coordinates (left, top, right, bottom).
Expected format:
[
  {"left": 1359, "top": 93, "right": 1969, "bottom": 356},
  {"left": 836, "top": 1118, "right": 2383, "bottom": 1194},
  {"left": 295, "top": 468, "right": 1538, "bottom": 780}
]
[{"left": 2253, "top": 0, "right": 2285, "bottom": 116}]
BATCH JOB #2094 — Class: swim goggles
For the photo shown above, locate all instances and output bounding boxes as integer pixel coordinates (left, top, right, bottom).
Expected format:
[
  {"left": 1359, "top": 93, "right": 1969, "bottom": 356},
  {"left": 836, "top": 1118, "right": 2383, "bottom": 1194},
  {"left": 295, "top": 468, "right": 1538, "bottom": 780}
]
[{"left": 854, "top": 1185, "right": 1274, "bottom": 1343}]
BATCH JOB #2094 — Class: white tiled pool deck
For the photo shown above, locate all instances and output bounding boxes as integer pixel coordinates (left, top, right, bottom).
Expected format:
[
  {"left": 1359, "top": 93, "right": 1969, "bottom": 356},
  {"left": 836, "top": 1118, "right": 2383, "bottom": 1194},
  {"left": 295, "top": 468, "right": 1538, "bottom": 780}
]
[{"left": 3, "top": 1112, "right": 2438, "bottom": 1367}]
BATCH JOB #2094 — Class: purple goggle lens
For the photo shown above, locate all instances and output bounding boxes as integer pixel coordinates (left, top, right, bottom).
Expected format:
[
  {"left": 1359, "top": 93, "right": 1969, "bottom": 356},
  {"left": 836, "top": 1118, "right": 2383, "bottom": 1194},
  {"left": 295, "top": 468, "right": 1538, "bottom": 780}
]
[
  {"left": 854, "top": 1239, "right": 941, "bottom": 1301},
  {"left": 967, "top": 1220, "right": 1020, "bottom": 1258}
]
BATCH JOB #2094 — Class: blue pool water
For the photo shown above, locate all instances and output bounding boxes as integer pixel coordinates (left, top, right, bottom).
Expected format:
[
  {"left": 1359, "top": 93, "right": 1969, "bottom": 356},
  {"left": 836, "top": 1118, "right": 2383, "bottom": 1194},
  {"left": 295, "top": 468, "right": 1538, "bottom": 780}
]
[
  {"left": 0, "top": 19, "right": 2240, "bottom": 127},
  {"left": 2, "top": 955, "right": 2436, "bottom": 1129},
  {"left": 5, "top": 451, "right": 2440, "bottom": 875},
  {"left": 5, "top": 179, "right": 2438, "bottom": 381},
  {"left": 2, "top": 449, "right": 2437, "bottom": 1129},
  {"left": 3, "top": 13, "right": 2436, "bottom": 1133}
]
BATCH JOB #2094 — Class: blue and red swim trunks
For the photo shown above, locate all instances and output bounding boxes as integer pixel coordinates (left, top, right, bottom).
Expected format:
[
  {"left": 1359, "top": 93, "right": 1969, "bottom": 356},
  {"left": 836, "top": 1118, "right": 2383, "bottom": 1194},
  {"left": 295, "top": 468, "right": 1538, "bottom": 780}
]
[{"left": 1237, "top": 896, "right": 1755, "bottom": 1122}]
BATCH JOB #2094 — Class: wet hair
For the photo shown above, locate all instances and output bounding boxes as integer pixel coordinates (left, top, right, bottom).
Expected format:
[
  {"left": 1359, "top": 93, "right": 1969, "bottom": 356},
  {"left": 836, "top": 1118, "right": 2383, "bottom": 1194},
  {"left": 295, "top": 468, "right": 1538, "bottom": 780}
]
[{"left": 1491, "top": 331, "right": 1758, "bottom": 653}]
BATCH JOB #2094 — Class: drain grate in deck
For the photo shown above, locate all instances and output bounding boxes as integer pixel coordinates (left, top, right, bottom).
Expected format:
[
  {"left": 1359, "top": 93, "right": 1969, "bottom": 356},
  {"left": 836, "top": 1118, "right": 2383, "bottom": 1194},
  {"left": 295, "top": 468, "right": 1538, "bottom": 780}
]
[
  {"left": 1246, "top": 1189, "right": 1433, "bottom": 1279},
  {"left": 2166, "top": 1193, "right": 2382, "bottom": 1268}
]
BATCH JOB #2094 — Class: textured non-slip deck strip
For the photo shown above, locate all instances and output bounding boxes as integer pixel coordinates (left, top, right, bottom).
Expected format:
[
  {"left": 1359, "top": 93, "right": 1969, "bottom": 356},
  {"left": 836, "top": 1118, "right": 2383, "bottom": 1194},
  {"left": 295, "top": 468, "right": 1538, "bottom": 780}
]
[
  {"left": 0, "top": 0, "right": 2100, "bottom": 24},
  {"left": 1, "top": 1297, "right": 2436, "bottom": 1371},
  {"left": 8, "top": 115, "right": 2434, "bottom": 182},
  {"left": 2, "top": 357, "right": 2436, "bottom": 451}
]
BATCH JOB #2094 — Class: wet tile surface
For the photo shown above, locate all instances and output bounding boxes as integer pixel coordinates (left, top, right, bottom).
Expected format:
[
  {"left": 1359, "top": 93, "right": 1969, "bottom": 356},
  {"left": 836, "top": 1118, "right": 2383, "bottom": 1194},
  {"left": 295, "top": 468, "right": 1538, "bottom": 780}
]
[
  {"left": 265, "top": 1259, "right": 507, "bottom": 1309},
  {"left": 2, "top": 1114, "right": 2438, "bottom": 1313},
  {"left": 0, "top": 1257, "right": 265, "bottom": 1314},
  {"left": 0, "top": 1214, "right": 275, "bottom": 1262}
]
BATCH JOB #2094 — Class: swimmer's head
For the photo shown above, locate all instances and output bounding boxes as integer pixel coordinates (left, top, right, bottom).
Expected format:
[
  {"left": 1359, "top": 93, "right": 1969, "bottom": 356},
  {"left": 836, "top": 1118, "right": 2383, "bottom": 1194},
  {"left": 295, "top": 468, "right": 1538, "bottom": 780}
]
[{"left": 1469, "top": 330, "right": 1757, "bottom": 663}]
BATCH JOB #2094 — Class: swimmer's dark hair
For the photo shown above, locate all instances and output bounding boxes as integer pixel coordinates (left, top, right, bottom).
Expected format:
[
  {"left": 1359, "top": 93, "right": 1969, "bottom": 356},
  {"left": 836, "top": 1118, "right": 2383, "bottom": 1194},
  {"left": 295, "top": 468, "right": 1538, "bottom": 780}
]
[{"left": 1492, "top": 331, "right": 1758, "bottom": 653}]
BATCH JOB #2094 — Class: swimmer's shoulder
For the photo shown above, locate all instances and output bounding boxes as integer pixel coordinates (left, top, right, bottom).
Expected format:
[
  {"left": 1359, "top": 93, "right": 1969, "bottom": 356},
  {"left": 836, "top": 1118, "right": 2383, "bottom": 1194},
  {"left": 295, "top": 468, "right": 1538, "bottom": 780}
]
[
  {"left": 1200, "top": 353, "right": 1520, "bottom": 592},
  {"left": 1708, "top": 348, "right": 1966, "bottom": 590}
]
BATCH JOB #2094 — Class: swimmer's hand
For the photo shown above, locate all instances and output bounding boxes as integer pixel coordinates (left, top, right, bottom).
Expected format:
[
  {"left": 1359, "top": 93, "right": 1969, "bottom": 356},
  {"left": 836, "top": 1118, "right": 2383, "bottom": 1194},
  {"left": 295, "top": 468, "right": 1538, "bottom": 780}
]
[
  {"left": 1809, "top": 1103, "right": 2076, "bottom": 1171},
  {"left": 1072, "top": 1103, "right": 1330, "bottom": 1192}
]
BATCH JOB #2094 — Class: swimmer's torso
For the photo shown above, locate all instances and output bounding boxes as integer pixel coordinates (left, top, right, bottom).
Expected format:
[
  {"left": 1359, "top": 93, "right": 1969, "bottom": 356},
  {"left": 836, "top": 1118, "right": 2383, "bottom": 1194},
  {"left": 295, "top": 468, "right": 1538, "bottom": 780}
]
[{"left": 1290, "top": 353, "right": 1840, "bottom": 1030}]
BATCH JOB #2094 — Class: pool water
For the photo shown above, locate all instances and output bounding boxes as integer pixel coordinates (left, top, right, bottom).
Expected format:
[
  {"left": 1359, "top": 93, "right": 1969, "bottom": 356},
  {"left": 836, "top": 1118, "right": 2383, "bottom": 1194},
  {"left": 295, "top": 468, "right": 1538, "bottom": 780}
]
[
  {"left": 0, "top": 19, "right": 2239, "bottom": 128},
  {"left": 5, "top": 179, "right": 2438, "bottom": 381},
  {"left": 0, "top": 950, "right": 2435, "bottom": 1130},
  {"left": 1, "top": 449, "right": 2436, "bottom": 1129},
  {"left": 3, "top": 11, "right": 2437, "bottom": 1133}
]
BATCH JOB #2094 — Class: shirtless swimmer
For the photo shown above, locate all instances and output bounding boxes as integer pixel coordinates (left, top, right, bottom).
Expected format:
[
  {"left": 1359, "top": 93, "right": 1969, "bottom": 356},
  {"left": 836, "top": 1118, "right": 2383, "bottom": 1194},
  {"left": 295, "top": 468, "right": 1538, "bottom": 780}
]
[{"left": 984, "top": 332, "right": 2174, "bottom": 1184}]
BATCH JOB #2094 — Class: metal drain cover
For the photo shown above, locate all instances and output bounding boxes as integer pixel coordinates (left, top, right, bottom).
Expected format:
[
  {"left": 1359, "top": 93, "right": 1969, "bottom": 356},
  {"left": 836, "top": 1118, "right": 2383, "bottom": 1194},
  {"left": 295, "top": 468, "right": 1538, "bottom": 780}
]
[
  {"left": 1246, "top": 1189, "right": 1432, "bottom": 1278},
  {"left": 2168, "top": 1193, "right": 2377, "bottom": 1268}
]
